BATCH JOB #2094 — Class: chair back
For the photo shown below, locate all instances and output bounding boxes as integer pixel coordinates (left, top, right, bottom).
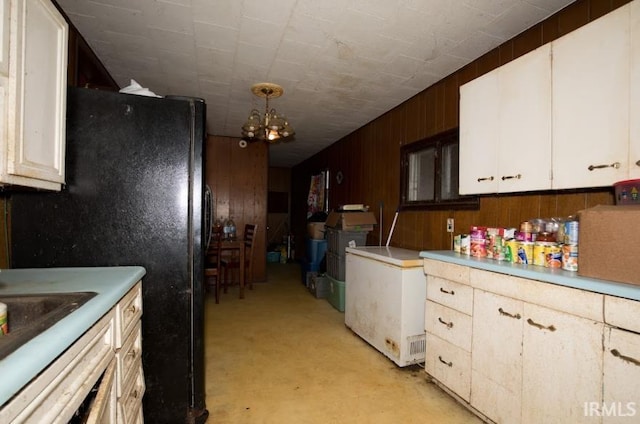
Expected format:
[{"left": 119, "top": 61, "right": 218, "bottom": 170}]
[{"left": 243, "top": 224, "right": 257, "bottom": 285}]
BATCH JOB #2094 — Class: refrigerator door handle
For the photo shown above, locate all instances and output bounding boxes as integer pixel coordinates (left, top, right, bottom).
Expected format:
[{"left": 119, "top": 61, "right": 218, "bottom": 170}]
[{"left": 204, "top": 184, "right": 213, "bottom": 250}]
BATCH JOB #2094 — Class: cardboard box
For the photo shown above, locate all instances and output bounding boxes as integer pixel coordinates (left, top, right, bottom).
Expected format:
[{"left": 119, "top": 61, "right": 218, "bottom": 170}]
[
  {"left": 325, "top": 211, "right": 376, "bottom": 231},
  {"left": 307, "top": 222, "right": 326, "bottom": 239},
  {"left": 578, "top": 205, "right": 640, "bottom": 286}
]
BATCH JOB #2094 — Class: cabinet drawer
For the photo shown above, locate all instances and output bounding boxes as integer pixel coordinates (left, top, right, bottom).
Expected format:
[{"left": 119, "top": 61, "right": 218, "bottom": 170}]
[
  {"left": 425, "top": 333, "right": 471, "bottom": 402},
  {"left": 470, "top": 268, "right": 603, "bottom": 322},
  {"left": 425, "top": 300, "right": 472, "bottom": 351},
  {"left": 116, "top": 282, "right": 142, "bottom": 348},
  {"left": 427, "top": 275, "right": 473, "bottom": 315},
  {"left": 116, "top": 322, "right": 142, "bottom": 398},
  {"left": 423, "top": 259, "right": 470, "bottom": 285},
  {"left": 604, "top": 295, "right": 640, "bottom": 334},
  {"left": 117, "top": 365, "right": 145, "bottom": 424}
]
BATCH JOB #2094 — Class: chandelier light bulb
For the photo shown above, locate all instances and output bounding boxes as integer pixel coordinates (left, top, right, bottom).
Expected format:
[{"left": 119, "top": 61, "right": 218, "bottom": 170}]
[{"left": 240, "top": 83, "right": 295, "bottom": 144}]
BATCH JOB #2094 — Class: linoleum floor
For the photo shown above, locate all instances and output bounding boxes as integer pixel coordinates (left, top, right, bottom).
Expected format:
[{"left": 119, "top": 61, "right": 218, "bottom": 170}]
[{"left": 204, "top": 262, "right": 483, "bottom": 424}]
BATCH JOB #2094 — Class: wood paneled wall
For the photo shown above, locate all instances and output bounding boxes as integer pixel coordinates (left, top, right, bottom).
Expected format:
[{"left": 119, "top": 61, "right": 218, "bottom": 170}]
[
  {"left": 206, "top": 135, "right": 268, "bottom": 282},
  {"left": 267, "top": 167, "right": 291, "bottom": 249},
  {"left": 292, "top": 0, "right": 625, "bottom": 254}
]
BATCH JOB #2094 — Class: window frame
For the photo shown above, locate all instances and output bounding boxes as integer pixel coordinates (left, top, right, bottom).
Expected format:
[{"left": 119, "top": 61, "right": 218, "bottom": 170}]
[{"left": 399, "top": 128, "right": 479, "bottom": 211}]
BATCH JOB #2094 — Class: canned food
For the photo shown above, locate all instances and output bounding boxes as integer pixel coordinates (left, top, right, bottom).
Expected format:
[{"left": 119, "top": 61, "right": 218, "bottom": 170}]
[
  {"left": 460, "top": 234, "right": 471, "bottom": 255},
  {"left": 504, "top": 239, "right": 517, "bottom": 263},
  {"left": 564, "top": 221, "right": 579, "bottom": 245},
  {"left": 545, "top": 244, "right": 562, "bottom": 268},
  {"left": 517, "top": 242, "right": 534, "bottom": 265},
  {"left": 562, "top": 243, "right": 579, "bottom": 272},
  {"left": 533, "top": 242, "right": 554, "bottom": 267},
  {"left": 471, "top": 238, "right": 487, "bottom": 258},
  {"left": 0, "top": 302, "right": 7, "bottom": 336}
]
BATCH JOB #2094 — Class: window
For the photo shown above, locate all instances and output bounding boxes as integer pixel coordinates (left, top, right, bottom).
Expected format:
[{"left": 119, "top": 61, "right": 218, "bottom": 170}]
[{"left": 400, "top": 128, "right": 479, "bottom": 210}]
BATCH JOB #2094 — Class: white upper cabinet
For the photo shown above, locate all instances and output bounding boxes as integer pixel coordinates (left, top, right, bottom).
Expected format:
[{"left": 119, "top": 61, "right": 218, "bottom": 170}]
[
  {"left": 460, "top": 44, "right": 552, "bottom": 195},
  {"left": 630, "top": 0, "right": 640, "bottom": 179},
  {"left": 3, "top": 0, "right": 67, "bottom": 190},
  {"left": 552, "top": 3, "right": 630, "bottom": 190},
  {"left": 459, "top": 70, "right": 499, "bottom": 194}
]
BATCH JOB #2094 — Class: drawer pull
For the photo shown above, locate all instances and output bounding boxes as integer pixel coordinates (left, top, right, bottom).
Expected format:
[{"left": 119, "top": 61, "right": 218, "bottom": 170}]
[
  {"left": 127, "top": 348, "right": 138, "bottom": 358},
  {"left": 132, "top": 389, "right": 140, "bottom": 399},
  {"left": 636, "top": 160, "right": 640, "bottom": 167},
  {"left": 477, "top": 176, "right": 494, "bottom": 182},
  {"left": 438, "top": 356, "right": 453, "bottom": 367},
  {"left": 611, "top": 349, "right": 640, "bottom": 367},
  {"left": 128, "top": 305, "right": 138, "bottom": 314},
  {"left": 439, "top": 287, "right": 455, "bottom": 295},
  {"left": 501, "top": 174, "right": 521, "bottom": 181},
  {"left": 438, "top": 317, "right": 454, "bottom": 329},
  {"left": 588, "top": 162, "right": 620, "bottom": 171},
  {"left": 498, "top": 307, "right": 521, "bottom": 320},
  {"left": 526, "top": 318, "right": 556, "bottom": 332}
]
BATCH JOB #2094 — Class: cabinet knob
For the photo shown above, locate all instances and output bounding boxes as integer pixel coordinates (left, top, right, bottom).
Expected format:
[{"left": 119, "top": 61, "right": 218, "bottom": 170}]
[
  {"left": 635, "top": 160, "right": 640, "bottom": 167},
  {"left": 588, "top": 162, "right": 620, "bottom": 171}
]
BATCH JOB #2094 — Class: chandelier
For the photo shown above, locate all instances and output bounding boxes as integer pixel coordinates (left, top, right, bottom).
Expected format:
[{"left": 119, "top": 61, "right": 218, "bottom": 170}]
[{"left": 240, "top": 82, "right": 294, "bottom": 148}]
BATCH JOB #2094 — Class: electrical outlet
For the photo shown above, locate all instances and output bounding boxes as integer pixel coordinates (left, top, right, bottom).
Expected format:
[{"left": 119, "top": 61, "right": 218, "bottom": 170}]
[{"left": 446, "top": 218, "right": 454, "bottom": 233}]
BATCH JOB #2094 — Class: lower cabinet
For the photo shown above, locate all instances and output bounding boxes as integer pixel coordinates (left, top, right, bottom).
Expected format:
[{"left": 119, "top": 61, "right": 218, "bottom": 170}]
[
  {"left": 424, "top": 259, "right": 640, "bottom": 424},
  {"left": 521, "top": 303, "right": 603, "bottom": 424},
  {"left": 0, "top": 282, "right": 143, "bottom": 424}
]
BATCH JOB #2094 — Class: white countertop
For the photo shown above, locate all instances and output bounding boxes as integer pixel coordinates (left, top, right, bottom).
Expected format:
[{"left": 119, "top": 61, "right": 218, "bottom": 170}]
[
  {"left": 419, "top": 250, "right": 640, "bottom": 302},
  {"left": 0, "top": 266, "right": 146, "bottom": 407},
  {"left": 346, "top": 246, "right": 423, "bottom": 267}
]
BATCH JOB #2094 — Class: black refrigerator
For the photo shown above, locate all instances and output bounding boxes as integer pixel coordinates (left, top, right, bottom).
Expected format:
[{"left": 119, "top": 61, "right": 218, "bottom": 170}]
[{"left": 10, "top": 87, "right": 212, "bottom": 424}]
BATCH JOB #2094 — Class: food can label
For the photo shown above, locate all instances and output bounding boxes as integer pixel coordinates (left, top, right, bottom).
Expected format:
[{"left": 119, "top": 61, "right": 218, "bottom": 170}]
[
  {"left": 564, "top": 221, "right": 579, "bottom": 245},
  {"left": 533, "top": 242, "right": 554, "bottom": 267},
  {"left": 517, "top": 242, "right": 534, "bottom": 265},
  {"left": 460, "top": 235, "right": 471, "bottom": 255},
  {"left": 562, "top": 244, "right": 579, "bottom": 272},
  {"left": 0, "top": 313, "right": 7, "bottom": 336},
  {"left": 505, "top": 240, "right": 518, "bottom": 263},
  {"left": 471, "top": 239, "right": 487, "bottom": 258},
  {"left": 545, "top": 245, "right": 562, "bottom": 268}
]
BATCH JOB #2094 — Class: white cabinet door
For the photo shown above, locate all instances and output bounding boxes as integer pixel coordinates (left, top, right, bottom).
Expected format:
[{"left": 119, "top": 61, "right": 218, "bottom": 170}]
[
  {"left": 498, "top": 44, "right": 552, "bottom": 193},
  {"left": 522, "top": 303, "right": 603, "bottom": 424},
  {"left": 6, "top": 0, "right": 67, "bottom": 187},
  {"left": 630, "top": 0, "right": 640, "bottom": 179},
  {"left": 552, "top": 4, "right": 630, "bottom": 189},
  {"left": 460, "top": 44, "right": 551, "bottom": 194},
  {"left": 459, "top": 70, "right": 499, "bottom": 194},
  {"left": 471, "top": 289, "right": 523, "bottom": 424},
  {"left": 603, "top": 327, "right": 640, "bottom": 424}
]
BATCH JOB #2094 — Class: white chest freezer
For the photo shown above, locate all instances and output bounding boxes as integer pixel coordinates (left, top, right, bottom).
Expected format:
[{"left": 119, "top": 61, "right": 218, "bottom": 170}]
[{"left": 345, "top": 246, "right": 426, "bottom": 366}]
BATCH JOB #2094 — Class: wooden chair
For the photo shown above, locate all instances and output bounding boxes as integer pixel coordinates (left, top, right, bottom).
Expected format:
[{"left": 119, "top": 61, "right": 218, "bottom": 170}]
[
  {"left": 205, "top": 226, "right": 224, "bottom": 303},
  {"left": 221, "top": 224, "right": 257, "bottom": 293}
]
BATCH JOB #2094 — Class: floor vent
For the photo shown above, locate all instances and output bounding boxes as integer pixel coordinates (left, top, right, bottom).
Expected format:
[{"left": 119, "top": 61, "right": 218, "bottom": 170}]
[{"left": 408, "top": 334, "right": 426, "bottom": 356}]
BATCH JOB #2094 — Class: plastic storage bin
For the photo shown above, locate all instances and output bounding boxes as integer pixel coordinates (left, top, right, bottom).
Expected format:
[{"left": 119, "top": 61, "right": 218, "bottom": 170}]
[
  {"left": 326, "top": 228, "right": 368, "bottom": 255},
  {"left": 266, "top": 251, "right": 281, "bottom": 263},
  {"left": 308, "top": 274, "right": 329, "bottom": 299},
  {"left": 326, "top": 251, "right": 346, "bottom": 281},
  {"left": 327, "top": 274, "right": 346, "bottom": 312},
  {"left": 300, "top": 258, "right": 321, "bottom": 285},
  {"left": 306, "top": 238, "right": 327, "bottom": 263},
  {"left": 614, "top": 179, "right": 640, "bottom": 205}
]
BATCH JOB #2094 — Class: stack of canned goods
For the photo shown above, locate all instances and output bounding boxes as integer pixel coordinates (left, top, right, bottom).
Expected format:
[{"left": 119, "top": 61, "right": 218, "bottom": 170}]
[{"left": 453, "top": 218, "right": 579, "bottom": 272}]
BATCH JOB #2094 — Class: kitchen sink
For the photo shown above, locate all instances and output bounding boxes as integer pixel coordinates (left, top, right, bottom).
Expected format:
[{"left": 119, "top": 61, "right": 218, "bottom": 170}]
[{"left": 0, "top": 291, "right": 97, "bottom": 359}]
